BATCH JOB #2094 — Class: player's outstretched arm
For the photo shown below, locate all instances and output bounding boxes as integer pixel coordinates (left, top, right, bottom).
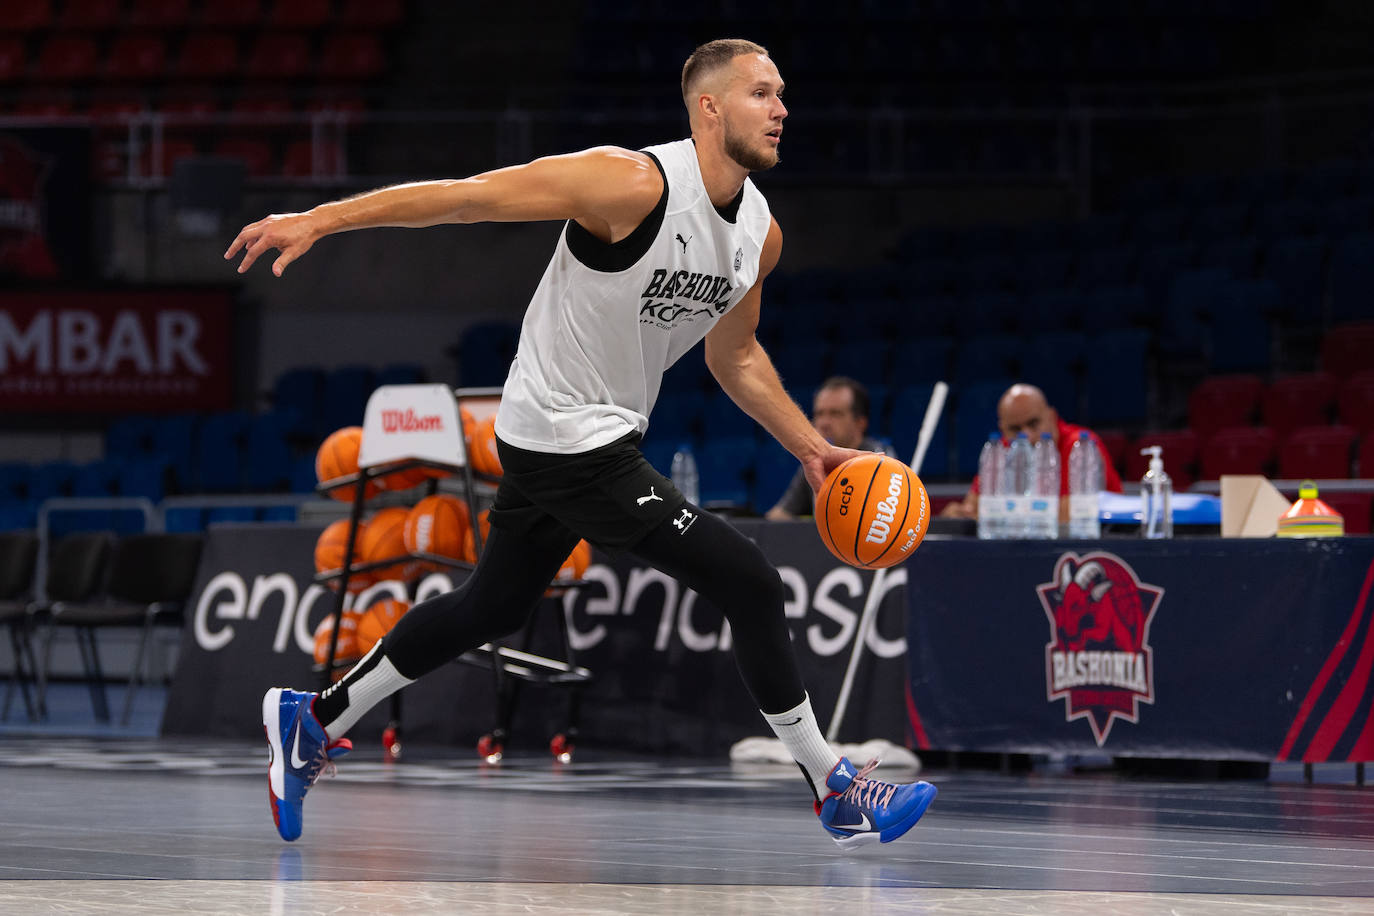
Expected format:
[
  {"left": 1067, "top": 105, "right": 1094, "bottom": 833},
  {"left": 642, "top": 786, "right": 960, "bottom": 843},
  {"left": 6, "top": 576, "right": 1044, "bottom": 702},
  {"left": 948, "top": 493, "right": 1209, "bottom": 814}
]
[
  {"left": 224, "top": 146, "right": 662, "bottom": 276},
  {"left": 705, "top": 218, "right": 865, "bottom": 493}
]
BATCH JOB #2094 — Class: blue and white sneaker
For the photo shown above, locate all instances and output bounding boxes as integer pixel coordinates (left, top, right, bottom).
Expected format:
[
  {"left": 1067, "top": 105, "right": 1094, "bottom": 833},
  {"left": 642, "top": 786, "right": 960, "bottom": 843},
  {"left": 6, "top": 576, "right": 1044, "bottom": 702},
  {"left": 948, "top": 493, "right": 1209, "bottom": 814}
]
[
  {"left": 816, "top": 756, "right": 938, "bottom": 849},
  {"left": 262, "top": 687, "right": 352, "bottom": 842}
]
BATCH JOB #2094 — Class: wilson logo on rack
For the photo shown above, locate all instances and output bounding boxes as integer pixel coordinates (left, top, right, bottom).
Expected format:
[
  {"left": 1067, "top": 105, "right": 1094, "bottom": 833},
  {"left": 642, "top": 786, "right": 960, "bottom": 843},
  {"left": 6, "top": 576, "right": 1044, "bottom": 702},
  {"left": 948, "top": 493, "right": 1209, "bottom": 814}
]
[{"left": 381, "top": 408, "right": 443, "bottom": 433}]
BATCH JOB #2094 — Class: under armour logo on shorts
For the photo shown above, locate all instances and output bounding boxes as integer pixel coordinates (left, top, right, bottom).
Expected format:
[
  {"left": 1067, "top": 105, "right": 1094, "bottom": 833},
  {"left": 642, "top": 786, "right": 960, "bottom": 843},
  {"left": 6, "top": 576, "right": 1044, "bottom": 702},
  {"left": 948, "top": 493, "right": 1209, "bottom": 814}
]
[{"left": 673, "top": 508, "right": 697, "bottom": 534}]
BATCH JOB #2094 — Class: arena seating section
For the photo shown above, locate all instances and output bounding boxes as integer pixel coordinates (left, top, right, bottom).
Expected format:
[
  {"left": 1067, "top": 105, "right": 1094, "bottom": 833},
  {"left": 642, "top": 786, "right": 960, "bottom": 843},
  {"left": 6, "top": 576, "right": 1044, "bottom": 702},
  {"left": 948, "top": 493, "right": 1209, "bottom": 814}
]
[
  {"left": 0, "top": 0, "right": 402, "bottom": 178},
  {"left": 3, "top": 1, "right": 1372, "bottom": 531}
]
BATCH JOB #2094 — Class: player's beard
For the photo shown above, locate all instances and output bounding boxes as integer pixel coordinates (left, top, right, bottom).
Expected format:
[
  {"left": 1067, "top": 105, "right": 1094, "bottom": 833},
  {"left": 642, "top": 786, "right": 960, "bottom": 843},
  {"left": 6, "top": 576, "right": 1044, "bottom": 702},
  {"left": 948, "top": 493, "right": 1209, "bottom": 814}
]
[{"left": 723, "top": 118, "right": 779, "bottom": 172}]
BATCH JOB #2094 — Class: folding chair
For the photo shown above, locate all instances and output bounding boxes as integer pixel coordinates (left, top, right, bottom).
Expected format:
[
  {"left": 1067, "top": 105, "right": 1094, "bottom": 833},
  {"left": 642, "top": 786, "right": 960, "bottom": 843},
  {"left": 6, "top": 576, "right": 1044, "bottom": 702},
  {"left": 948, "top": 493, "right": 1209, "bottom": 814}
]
[
  {"left": 42, "top": 533, "right": 202, "bottom": 724},
  {"left": 0, "top": 532, "right": 40, "bottom": 721}
]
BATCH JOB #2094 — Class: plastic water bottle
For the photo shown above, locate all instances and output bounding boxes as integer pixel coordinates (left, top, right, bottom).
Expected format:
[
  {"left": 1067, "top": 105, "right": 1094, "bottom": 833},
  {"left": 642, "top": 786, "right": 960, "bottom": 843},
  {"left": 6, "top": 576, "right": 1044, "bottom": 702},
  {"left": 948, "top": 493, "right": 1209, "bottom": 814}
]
[
  {"left": 670, "top": 443, "right": 699, "bottom": 505},
  {"left": 977, "top": 432, "right": 1003, "bottom": 540},
  {"left": 1140, "top": 445, "right": 1173, "bottom": 539},
  {"left": 1001, "top": 432, "right": 1033, "bottom": 539},
  {"left": 1067, "top": 431, "right": 1102, "bottom": 539},
  {"left": 1028, "top": 432, "right": 1060, "bottom": 539}
]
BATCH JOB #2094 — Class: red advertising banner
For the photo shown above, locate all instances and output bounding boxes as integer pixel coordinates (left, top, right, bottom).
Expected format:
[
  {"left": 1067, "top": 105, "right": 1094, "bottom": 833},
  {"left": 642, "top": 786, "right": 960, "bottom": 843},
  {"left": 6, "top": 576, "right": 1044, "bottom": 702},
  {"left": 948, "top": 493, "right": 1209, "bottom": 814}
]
[{"left": 0, "top": 289, "right": 233, "bottom": 412}]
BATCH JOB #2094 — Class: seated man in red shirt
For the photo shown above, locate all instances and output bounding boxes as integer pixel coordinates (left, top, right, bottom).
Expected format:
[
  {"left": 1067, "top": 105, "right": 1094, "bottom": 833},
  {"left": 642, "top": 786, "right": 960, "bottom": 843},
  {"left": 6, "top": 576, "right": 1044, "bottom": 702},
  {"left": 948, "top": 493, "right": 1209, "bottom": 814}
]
[{"left": 941, "top": 382, "right": 1122, "bottom": 519}]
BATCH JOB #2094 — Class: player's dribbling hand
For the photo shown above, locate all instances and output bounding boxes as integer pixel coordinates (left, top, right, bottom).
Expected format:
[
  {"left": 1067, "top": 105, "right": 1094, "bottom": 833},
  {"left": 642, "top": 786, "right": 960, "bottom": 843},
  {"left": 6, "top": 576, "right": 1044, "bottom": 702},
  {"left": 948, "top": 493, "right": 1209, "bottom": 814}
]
[
  {"left": 225, "top": 211, "right": 319, "bottom": 276},
  {"left": 803, "top": 444, "right": 871, "bottom": 495}
]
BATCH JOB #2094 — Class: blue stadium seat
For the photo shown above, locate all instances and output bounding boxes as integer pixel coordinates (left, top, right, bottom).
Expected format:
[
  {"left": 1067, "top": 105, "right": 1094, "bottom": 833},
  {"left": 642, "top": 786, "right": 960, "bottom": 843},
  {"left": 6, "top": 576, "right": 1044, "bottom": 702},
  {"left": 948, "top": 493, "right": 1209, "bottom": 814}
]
[
  {"left": 320, "top": 365, "right": 376, "bottom": 432},
  {"left": 119, "top": 457, "right": 169, "bottom": 503},
  {"left": 1228, "top": 169, "right": 1288, "bottom": 204},
  {"left": 965, "top": 291, "right": 1023, "bottom": 334},
  {"left": 0, "top": 463, "right": 32, "bottom": 503},
  {"left": 261, "top": 505, "right": 298, "bottom": 524},
  {"left": 1324, "top": 198, "right": 1373, "bottom": 236},
  {"left": 1261, "top": 235, "right": 1327, "bottom": 326},
  {"left": 1025, "top": 288, "right": 1088, "bottom": 330},
  {"left": 701, "top": 392, "right": 758, "bottom": 441},
  {"left": 207, "top": 506, "right": 258, "bottom": 525},
  {"left": 889, "top": 383, "right": 952, "bottom": 479},
  {"left": 889, "top": 336, "right": 954, "bottom": 387},
  {"left": 1078, "top": 284, "right": 1149, "bottom": 333},
  {"left": 830, "top": 338, "right": 890, "bottom": 388},
  {"left": 150, "top": 414, "right": 198, "bottom": 493},
  {"left": 29, "top": 461, "right": 79, "bottom": 503},
  {"left": 696, "top": 436, "right": 756, "bottom": 508},
  {"left": 1290, "top": 160, "right": 1357, "bottom": 202},
  {"left": 1075, "top": 246, "right": 1136, "bottom": 289},
  {"left": 1018, "top": 249, "right": 1075, "bottom": 294},
  {"left": 951, "top": 379, "right": 1011, "bottom": 477},
  {"left": 752, "top": 438, "right": 800, "bottom": 515},
  {"left": 1135, "top": 243, "right": 1199, "bottom": 301},
  {"left": 772, "top": 341, "right": 832, "bottom": 391},
  {"left": 1162, "top": 268, "right": 1231, "bottom": 358},
  {"left": 164, "top": 508, "right": 205, "bottom": 533},
  {"left": 961, "top": 254, "right": 1020, "bottom": 294},
  {"left": 1328, "top": 232, "right": 1374, "bottom": 323},
  {"left": 1198, "top": 237, "right": 1260, "bottom": 277},
  {"left": 1022, "top": 331, "right": 1085, "bottom": 417},
  {"left": 648, "top": 389, "right": 703, "bottom": 446},
  {"left": 105, "top": 415, "right": 157, "bottom": 459},
  {"left": 194, "top": 411, "right": 251, "bottom": 492},
  {"left": 243, "top": 410, "right": 298, "bottom": 492},
  {"left": 288, "top": 454, "right": 318, "bottom": 494},
  {"left": 456, "top": 321, "right": 519, "bottom": 388},
  {"left": 640, "top": 439, "right": 676, "bottom": 478},
  {"left": 0, "top": 500, "right": 36, "bottom": 531},
  {"left": 953, "top": 334, "right": 1021, "bottom": 385},
  {"left": 271, "top": 367, "right": 324, "bottom": 435},
  {"left": 1191, "top": 203, "right": 1251, "bottom": 241},
  {"left": 1207, "top": 280, "right": 1277, "bottom": 373},
  {"left": 1132, "top": 208, "right": 1192, "bottom": 245},
  {"left": 1253, "top": 198, "right": 1319, "bottom": 239},
  {"left": 375, "top": 363, "right": 426, "bottom": 387},
  {"left": 1082, "top": 329, "right": 1151, "bottom": 425},
  {"left": 661, "top": 348, "right": 712, "bottom": 396}
]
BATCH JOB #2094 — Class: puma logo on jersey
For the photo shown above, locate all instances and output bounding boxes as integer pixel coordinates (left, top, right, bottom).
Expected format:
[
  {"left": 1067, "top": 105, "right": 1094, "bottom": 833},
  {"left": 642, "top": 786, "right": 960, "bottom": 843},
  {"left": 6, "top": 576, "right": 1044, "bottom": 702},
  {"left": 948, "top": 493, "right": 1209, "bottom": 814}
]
[
  {"left": 636, "top": 487, "right": 663, "bottom": 507},
  {"left": 675, "top": 233, "right": 691, "bottom": 252}
]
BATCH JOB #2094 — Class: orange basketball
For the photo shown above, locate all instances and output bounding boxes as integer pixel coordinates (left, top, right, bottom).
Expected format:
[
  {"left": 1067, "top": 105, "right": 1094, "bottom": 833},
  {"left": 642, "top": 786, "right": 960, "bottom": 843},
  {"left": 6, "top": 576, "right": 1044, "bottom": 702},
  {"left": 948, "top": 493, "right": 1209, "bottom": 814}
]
[
  {"left": 403, "top": 494, "right": 472, "bottom": 564},
  {"left": 316, "top": 426, "right": 380, "bottom": 501},
  {"left": 460, "top": 508, "right": 492, "bottom": 562},
  {"left": 357, "top": 507, "right": 413, "bottom": 581},
  {"left": 356, "top": 597, "right": 409, "bottom": 654},
  {"left": 815, "top": 454, "right": 929, "bottom": 569},
  {"left": 314, "top": 519, "right": 373, "bottom": 591},
  {"left": 468, "top": 415, "right": 502, "bottom": 477},
  {"left": 312, "top": 608, "right": 364, "bottom": 675},
  {"left": 378, "top": 462, "right": 432, "bottom": 492}
]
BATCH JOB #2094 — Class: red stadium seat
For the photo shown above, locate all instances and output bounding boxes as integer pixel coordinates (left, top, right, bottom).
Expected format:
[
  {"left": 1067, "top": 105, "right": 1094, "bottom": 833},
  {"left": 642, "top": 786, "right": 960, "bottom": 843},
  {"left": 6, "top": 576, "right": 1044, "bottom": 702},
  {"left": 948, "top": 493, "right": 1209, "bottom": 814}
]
[
  {"left": 32, "top": 35, "right": 100, "bottom": 82},
  {"left": 1361, "top": 432, "right": 1374, "bottom": 479},
  {"left": 1262, "top": 372, "right": 1338, "bottom": 439},
  {"left": 1339, "top": 370, "right": 1374, "bottom": 435},
  {"left": 104, "top": 34, "right": 167, "bottom": 82},
  {"left": 281, "top": 139, "right": 344, "bottom": 177},
  {"left": 2, "top": 0, "right": 54, "bottom": 32},
  {"left": 338, "top": 0, "right": 404, "bottom": 28},
  {"left": 213, "top": 137, "right": 275, "bottom": 176},
  {"left": 1200, "top": 426, "right": 1275, "bottom": 480},
  {"left": 128, "top": 0, "right": 192, "bottom": 28},
  {"left": 231, "top": 92, "right": 293, "bottom": 116},
  {"left": 1094, "top": 429, "right": 1128, "bottom": 480},
  {"left": 318, "top": 32, "right": 386, "bottom": 80},
  {"left": 1321, "top": 321, "right": 1374, "bottom": 380},
  {"left": 1279, "top": 425, "right": 1356, "bottom": 480},
  {"left": 1127, "top": 429, "right": 1199, "bottom": 490},
  {"left": 1318, "top": 491, "right": 1372, "bottom": 534},
  {"left": 12, "top": 89, "right": 75, "bottom": 116},
  {"left": 174, "top": 33, "right": 238, "bottom": 80},
  {"left": 1188, "top": 374, "right": 1264, "bottom": 443},
  {"left": 140, "top": 138, "right": 198, "bottom": 177},
  {"left": 199, "top": 0, "right": 263, "bottom": 28},
  {"left": 87, "top": 92, "right": 148, "bottom": 117},
  {"left": 0, "top": 38, "right": 26, "bottom": 83},
  {"left": 61, "top": 0, "right": 121, "bottom": 30},
  {"left": 244, "top": 32, "right": 311, "bottom": 80},
  {"left": 267, "top": 0, "right": 330, "bottom": 29}
]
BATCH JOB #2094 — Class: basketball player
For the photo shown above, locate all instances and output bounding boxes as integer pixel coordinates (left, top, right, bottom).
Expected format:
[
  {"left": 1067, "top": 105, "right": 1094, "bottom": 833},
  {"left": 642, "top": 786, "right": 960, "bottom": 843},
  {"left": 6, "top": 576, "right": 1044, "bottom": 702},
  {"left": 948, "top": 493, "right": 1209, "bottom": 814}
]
[{"left": 227, "top": 39, "right": 937, "bottom": 850}]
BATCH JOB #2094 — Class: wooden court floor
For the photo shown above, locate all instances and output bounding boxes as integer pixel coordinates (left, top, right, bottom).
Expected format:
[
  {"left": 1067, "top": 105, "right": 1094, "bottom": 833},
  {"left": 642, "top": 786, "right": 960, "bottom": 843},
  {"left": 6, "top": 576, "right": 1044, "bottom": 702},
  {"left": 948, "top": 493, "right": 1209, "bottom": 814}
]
[{"left": 0, "top": 736, "right": 1371, "bottom": 914}]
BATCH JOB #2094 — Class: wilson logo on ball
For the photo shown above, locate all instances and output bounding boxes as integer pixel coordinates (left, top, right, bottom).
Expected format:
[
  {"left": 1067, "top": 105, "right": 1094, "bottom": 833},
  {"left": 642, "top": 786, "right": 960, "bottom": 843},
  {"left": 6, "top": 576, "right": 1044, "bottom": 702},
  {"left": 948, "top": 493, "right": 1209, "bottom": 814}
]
[{"left": 816, "top": 454, "right": 929, "bottom": 569}]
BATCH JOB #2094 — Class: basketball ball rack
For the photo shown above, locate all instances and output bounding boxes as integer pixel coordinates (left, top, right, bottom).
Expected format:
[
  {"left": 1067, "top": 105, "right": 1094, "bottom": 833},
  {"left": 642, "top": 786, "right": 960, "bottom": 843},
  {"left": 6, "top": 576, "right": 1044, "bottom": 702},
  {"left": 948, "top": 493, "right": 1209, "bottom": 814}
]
[{"left": 312, "top": 384, "right": 592, "bottom": 764}]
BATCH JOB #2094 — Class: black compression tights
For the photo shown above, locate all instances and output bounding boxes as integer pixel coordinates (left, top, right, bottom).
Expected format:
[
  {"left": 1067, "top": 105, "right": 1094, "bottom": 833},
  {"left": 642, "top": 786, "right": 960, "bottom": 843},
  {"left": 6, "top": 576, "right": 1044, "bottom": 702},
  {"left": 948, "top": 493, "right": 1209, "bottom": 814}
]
[{"left": 377, "top": 507, "right": 807, "bottom": 715}]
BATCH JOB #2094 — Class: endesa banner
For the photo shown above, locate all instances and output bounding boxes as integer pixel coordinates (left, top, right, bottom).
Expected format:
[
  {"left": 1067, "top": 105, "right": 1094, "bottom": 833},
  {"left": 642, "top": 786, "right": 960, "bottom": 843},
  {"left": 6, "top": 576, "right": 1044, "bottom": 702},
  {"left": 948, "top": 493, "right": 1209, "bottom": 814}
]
[
  {"left": 0, "top": 289, "right": 233, "bottom": 411},
  {"left": 905, "top": 537, "right": 1374, "bottom": 762},
  {"left": 163, "top": 520, "right": 912, "bottom": 754}
]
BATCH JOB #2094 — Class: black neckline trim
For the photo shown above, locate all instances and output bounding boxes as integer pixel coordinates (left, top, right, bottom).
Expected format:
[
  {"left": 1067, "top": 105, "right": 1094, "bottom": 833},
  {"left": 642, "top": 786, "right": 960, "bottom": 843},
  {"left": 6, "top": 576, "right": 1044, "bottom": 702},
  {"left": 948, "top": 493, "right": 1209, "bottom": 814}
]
[
  {"left": 564, "top": 151, "right": 668, "bottom": 273},
  {"left": 714, "top": 187, "right": 744, "bottom": 224}
]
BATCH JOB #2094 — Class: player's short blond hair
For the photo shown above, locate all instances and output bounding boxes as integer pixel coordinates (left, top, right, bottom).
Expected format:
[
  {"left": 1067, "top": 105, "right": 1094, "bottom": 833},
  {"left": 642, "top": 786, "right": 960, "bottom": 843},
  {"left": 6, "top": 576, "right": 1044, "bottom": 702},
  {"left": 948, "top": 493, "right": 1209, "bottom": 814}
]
[{"left": 681, "top": 39, "right": 769, "bottom": 108}]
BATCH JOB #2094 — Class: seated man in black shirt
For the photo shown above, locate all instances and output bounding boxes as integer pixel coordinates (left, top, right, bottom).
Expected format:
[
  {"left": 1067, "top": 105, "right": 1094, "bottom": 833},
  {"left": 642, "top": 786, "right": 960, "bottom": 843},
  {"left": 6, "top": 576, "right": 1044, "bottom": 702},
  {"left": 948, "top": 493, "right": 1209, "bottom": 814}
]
[{"left": 766, "top": 376, "right": 890, "bottom": 520}]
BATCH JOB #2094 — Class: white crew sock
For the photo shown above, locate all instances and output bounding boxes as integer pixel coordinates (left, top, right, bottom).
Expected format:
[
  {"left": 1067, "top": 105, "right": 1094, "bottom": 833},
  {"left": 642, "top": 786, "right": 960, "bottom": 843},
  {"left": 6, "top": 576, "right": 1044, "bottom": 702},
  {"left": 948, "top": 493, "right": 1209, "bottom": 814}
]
[
  {"left": 316, "top": 643, "right": 414, "bottom": 739},
  {"left": 762, "top": 694, "right": 842, "bottom": 800}
]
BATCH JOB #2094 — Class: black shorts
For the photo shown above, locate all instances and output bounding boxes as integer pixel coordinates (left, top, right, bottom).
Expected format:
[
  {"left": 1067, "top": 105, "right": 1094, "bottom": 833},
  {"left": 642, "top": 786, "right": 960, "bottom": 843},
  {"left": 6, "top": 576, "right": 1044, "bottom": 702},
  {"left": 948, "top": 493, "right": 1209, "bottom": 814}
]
[{"left": 489, "top": 432, "right": 687, "bottom": 552}]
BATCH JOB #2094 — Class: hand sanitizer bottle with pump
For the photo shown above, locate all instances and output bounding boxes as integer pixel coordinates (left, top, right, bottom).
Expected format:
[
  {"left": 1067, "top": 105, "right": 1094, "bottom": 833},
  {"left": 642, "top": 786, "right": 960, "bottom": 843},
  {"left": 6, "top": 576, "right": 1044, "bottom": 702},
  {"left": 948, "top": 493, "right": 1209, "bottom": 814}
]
[{"left": 1140, "top": 445, "right": 1173, "bottom": 539}]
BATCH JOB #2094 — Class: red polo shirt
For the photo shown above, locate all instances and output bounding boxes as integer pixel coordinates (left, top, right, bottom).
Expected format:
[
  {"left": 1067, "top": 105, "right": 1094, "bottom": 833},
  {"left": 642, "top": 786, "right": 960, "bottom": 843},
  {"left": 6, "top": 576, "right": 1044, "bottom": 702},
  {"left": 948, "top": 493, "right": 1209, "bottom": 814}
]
[{"left": 969, "top": 418, "right": 1122, "bottom": 495}]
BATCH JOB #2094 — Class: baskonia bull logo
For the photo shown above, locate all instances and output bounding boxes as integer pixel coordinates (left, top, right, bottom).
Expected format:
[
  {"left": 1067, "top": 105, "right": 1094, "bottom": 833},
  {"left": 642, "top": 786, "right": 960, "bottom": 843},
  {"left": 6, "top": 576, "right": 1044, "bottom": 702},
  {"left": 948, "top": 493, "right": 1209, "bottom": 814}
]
[{"left": 1036, "top": 551, "right": 1164, "bottom": 746}]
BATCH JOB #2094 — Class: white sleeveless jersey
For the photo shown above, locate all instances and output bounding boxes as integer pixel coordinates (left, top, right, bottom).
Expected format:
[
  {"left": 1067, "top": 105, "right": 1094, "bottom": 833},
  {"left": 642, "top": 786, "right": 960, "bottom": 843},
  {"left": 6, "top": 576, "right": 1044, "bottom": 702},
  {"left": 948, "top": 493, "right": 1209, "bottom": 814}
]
[{"left": 494, "top": 138, "right": 772, "bottom": 454}]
